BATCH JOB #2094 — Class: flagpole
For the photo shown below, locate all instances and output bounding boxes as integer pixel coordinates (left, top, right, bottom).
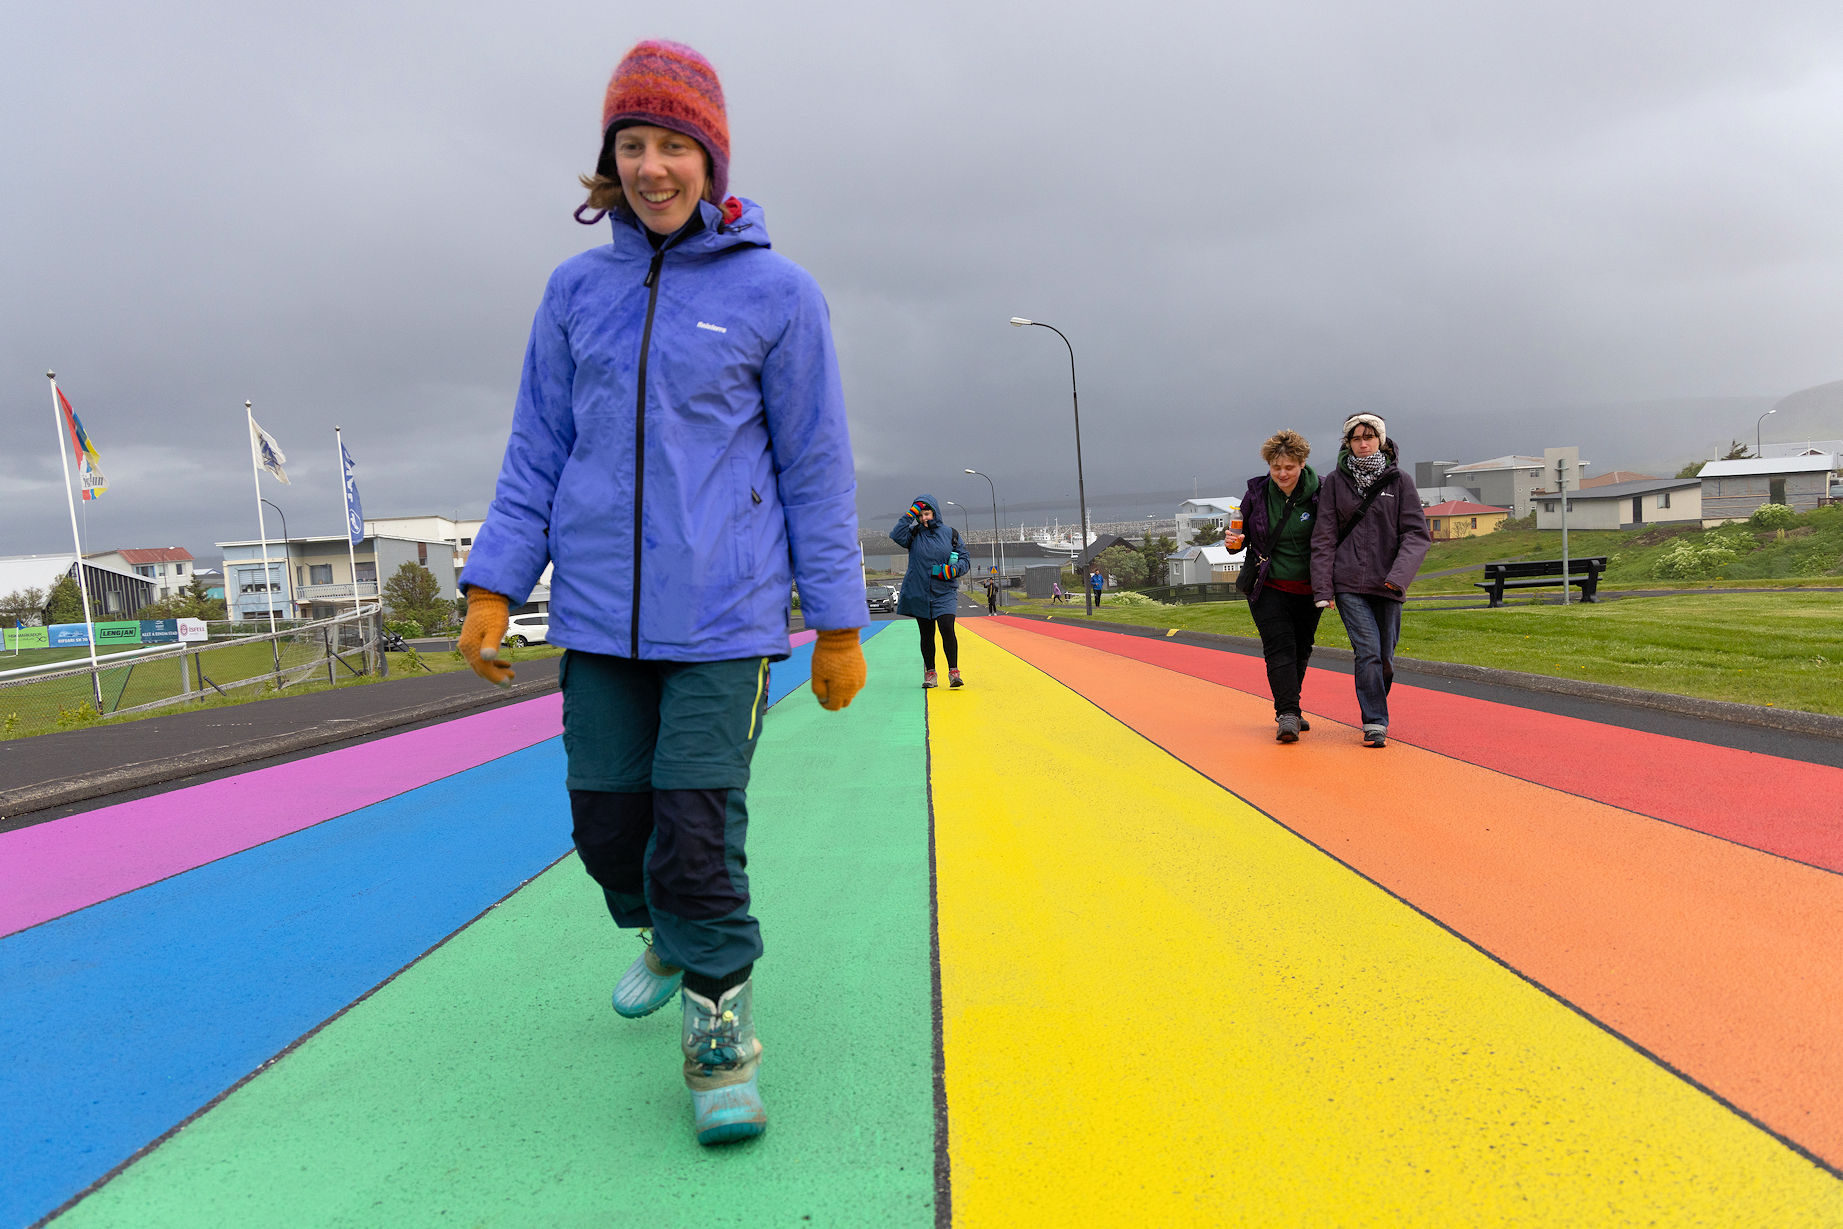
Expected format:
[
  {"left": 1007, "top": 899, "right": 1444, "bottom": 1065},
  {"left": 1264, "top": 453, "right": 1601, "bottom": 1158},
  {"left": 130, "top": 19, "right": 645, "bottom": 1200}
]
[
  {"left": 48, "top": 372, "right": 103, "bottom": 706},
  {"left": 336, "top": 426, "right": 363, "bottom": 621},
  {"left": 246, "top": 399, "right": 280, "bottom": 641}
]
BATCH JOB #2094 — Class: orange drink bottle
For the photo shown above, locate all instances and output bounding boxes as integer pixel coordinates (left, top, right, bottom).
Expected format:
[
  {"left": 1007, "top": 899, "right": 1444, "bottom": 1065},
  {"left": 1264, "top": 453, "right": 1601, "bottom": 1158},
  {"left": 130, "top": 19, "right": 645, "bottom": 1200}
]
[{"left": 1229, "top": 508, "right": 1243, "bottom": 541}]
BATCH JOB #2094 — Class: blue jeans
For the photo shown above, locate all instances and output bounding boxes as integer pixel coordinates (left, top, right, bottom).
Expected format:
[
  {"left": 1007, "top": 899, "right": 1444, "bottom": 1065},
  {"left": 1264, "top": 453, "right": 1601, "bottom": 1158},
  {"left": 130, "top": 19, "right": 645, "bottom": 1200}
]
[{"left": 1336, "top": 593, "right": 1401, "bottom": 728}]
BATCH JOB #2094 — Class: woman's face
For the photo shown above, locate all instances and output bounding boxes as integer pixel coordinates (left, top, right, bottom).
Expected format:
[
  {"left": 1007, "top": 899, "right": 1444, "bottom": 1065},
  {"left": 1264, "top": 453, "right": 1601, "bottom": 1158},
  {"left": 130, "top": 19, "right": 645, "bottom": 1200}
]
[
  {"left": 1269, "top": 456, "right": 1303, "bottom": 491},
  {"left": 612, "top": 124, "right": 708, "bottom": 234},
  {"left": 917, "top": 506, "right": 935, "bottom": 526},
  {"left": 1348, "top": 426, "right": 1382, "bottom": 458}
]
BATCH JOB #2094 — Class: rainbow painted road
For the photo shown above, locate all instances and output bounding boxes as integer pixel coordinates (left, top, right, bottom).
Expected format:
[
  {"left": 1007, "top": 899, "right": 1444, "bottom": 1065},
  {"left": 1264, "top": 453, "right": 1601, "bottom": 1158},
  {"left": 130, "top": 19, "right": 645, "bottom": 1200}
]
[{"left": 4, "top": 619, "right": 1840, "bottom": 1226}]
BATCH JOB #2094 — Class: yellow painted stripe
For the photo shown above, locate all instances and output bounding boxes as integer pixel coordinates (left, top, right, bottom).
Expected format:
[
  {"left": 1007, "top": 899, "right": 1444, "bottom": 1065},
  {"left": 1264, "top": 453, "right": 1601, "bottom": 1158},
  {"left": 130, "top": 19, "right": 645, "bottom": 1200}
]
[{"left": 930, "top": 627, "right": 1841, "bottom": 1227}]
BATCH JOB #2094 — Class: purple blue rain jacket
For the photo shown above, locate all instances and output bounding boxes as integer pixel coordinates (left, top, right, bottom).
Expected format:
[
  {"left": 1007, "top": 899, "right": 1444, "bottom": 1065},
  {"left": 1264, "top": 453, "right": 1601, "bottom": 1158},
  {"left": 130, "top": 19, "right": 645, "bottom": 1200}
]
[
  {"left": 890, "top": 494, "right": 965, "bottom": 619},
  {"left": 461, "top": 197, "right": 864, "bottom": 661}
]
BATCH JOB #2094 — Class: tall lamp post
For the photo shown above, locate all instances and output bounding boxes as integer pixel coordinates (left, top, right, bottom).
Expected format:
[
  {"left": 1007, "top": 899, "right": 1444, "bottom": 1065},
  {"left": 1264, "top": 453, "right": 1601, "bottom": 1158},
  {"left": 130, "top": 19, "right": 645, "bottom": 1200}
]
[
  {"left": 965, "top": 468, "right": 1004, "bottom": 598},
  {"left": 1010, "top": 317, "right": 1092, "bottom": 616},
  {"left": 260, "top": 497, "right": 293, "bottom": 620},
  {"left": 1756, "top": 406, "right": 1777, "bottom": 457}
]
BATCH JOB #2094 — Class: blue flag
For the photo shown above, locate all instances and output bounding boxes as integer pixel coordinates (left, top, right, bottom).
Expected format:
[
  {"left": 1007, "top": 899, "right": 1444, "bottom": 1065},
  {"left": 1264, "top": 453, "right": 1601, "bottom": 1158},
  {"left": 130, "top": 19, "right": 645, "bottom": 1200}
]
[{"left": 341, "top": 444, "right": 365, "bottom": 545}]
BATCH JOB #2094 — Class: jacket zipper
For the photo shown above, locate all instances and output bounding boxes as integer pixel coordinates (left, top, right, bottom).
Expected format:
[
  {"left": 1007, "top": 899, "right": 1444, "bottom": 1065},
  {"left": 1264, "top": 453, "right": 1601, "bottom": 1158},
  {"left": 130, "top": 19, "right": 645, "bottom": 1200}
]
[{"left": 631, "top": 248, "right": 665, "bottom": 657}]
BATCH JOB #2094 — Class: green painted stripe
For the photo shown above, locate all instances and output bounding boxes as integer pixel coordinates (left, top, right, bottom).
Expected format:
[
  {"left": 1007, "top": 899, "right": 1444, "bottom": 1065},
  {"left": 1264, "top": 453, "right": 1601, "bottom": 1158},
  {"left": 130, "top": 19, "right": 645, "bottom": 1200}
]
[{"left": 56, "top": 628, "right": 937, "bottom": 1226}]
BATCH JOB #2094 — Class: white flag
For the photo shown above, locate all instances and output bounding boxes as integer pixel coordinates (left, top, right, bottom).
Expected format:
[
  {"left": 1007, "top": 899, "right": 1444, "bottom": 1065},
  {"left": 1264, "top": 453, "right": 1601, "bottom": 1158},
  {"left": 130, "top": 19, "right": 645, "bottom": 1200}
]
[{"left": 250, "top": 418, "right": 290, "bottom": 484}]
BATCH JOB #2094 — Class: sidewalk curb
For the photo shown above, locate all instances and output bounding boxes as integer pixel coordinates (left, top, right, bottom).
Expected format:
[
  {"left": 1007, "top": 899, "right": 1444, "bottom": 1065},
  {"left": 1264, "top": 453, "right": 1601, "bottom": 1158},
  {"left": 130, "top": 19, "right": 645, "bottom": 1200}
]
[
  {"left": 0, "top": 676, "right": 561, "bottom": 822},
  {"left": 1000, "top": 611, "right": 1843, "bottom": 743}
]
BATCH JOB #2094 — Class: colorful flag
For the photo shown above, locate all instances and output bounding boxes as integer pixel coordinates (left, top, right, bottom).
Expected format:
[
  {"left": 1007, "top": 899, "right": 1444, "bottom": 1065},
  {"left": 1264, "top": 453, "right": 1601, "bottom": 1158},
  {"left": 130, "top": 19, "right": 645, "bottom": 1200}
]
[
  {"left": 250, "top": 417, "right": 289, "bottom": 484},
  {"left": 341, "top": 443, "right": 365, "bottom": 545},
  {"left": 56, "top": 388, "right": 107, "bottom": 500}
]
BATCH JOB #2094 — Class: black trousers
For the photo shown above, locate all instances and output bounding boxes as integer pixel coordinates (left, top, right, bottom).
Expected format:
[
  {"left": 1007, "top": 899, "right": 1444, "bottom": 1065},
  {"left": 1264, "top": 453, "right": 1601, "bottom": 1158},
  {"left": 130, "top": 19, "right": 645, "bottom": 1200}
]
[
  {"left": 1248, "top": 585, "right": 1323, "bottom": 718},
  {"left": 916, "top": 614, "right": 958, "bottom": 670}
]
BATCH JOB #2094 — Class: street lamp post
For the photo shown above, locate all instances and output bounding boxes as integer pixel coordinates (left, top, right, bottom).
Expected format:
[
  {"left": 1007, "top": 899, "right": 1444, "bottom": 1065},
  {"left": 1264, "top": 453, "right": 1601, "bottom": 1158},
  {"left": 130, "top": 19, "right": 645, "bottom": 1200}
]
[
  {"left": 260, "top": 497, "right": 293, "bottom": 619},
  {"left": 1757, "top": 406, "right": 1777, "bottom": 457},
  {"left": 965, "top": 468, "right": 1004, "bottom": 602},
  {"left": 1010, "top": 317, "right": 1092, "bottom": 617}
]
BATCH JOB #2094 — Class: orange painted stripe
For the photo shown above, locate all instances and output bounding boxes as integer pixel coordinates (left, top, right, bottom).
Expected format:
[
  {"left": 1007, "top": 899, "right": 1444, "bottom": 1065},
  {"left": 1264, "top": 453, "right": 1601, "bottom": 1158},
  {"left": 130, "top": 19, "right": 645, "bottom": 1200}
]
[
  {"left": 979, "top": 617, "right": 1843, "bottom": 1172},
  {"left": 999, "top": 617, "right": 1843, "bottom": 871}
]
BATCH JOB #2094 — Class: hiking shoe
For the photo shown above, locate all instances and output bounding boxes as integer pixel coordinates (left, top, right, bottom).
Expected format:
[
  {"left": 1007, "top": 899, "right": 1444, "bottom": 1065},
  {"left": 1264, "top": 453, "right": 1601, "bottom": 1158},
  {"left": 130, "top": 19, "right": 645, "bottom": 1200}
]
[
  {"left": 948, "top": 668, "right": 964, "bottom": 688},
  {"left": 612, "top": 930, "right": 682, "bottom": 1019},
  {"left": 1276, "top": 713, "right": 1300, "bottom": 743},
  {"left": 682, "top": 981, "right": 766, "bottom": 1145},
  {"left": 923, "top": 670, "right": 938, "bottom": 689},
  {"left": 1298, "top": 716, "right": 1311, "bottom": 732},
  {"left": 1362, "top": 724, "right": 1387, "bottom": 748}
]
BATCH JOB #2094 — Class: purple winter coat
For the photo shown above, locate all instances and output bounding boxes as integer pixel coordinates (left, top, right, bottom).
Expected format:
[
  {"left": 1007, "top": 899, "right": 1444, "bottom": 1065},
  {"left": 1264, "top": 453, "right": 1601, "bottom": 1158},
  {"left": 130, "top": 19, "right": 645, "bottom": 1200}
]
[{"left": 1309, "top": 455, "right": 1432, "bottom": 603}]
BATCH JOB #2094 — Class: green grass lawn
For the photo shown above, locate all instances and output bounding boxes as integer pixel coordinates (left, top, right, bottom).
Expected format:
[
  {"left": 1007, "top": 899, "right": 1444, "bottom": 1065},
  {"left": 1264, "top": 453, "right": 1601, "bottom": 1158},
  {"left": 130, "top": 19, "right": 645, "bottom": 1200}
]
[
  {"left": 1012, "top": 592, "right": 1843, "bottom": 717},
  {"left": 1411, "top": 505, "right": 1843, "bottom": 594}
]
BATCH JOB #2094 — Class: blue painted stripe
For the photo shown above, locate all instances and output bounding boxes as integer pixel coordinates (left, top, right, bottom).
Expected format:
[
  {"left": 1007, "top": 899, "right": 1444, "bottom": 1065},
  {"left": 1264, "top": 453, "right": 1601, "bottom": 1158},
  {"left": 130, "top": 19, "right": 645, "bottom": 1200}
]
[{"left": 0, "top": 741, "right": 572, "bottom": 1227}]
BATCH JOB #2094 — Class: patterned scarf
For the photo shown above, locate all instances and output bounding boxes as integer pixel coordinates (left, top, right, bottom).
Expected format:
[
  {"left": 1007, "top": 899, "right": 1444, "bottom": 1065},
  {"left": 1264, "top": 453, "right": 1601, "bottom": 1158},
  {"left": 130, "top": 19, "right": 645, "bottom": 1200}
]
[{"left": 1347, "top": 450, "right": 1389, "bottom": 493}]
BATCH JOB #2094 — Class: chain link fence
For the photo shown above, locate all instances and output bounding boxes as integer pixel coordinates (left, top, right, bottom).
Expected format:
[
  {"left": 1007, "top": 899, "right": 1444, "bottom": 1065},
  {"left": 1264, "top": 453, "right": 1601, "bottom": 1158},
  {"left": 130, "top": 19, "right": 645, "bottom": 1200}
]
[{"left": 0, "top": 608, "right": 386, "bottom": 740}]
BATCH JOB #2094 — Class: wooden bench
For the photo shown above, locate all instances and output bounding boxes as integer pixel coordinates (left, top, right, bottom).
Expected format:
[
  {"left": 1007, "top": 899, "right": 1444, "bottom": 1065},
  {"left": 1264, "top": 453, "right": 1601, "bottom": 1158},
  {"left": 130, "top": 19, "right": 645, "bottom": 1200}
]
[{"left": 1474, "top": 557, "right": 1608, "bottom": 607}]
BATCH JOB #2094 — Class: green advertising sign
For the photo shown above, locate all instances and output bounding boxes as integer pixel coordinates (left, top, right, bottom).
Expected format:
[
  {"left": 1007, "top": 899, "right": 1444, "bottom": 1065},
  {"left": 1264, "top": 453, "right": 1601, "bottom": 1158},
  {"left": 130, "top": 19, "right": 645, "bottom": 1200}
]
[
  {"left": 4, "top": 626, "right": 51, "bottom": 650},
  {"left": 95, "top": 621, "right": 143, "bottom": 645}
]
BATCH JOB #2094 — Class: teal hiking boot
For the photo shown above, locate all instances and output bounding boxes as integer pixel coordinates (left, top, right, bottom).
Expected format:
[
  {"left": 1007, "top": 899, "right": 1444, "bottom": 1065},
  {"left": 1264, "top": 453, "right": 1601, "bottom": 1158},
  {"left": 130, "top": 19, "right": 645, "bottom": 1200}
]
[
  {"left": 611, "top": 930, "right": 682, "bottom": 1019},
  {"left": 681, "top": 980, "right": 766, "bottom": 1145}
]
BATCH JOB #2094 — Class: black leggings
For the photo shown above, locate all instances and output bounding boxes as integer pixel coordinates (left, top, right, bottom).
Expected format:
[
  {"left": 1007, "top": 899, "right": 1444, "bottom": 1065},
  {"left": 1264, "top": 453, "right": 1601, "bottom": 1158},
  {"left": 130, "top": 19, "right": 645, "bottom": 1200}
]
[{"left": 916, "top": 614, "right": 958, "bottom": 671}]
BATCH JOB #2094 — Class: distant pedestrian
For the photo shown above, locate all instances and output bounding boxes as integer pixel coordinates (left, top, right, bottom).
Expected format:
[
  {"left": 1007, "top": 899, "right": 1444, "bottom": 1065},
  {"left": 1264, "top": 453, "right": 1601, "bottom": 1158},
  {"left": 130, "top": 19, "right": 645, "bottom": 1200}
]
[
  {"left": 1050, "top": 581, "right": 1067, "bottom": 604},
  {"left": 1089, "top": 567, "right": 1104, "bottom": 606},
  {"left": 1309, "top": 413, "right": 1431, "bottom": 748},
  {"left": 1227, "top": 429, "right": 1322, "bottom": 742},
  {"left": 892, "top": 494, "right": 968, "bottom": 687},
  {"left": 984, "top": 575, "right": 999, "bottom": 615}
]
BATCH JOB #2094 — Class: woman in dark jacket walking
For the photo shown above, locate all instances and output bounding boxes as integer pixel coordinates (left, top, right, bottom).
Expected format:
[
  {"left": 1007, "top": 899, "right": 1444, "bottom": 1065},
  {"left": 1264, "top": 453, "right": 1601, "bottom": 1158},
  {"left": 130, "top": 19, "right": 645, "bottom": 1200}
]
[
  {"left": 1226, "top": 429, "right": 1322, "bottom": 742},
  {"left": 1309, "top": 413, "right": 1431, "bottom": 747},
  {"left": 891, "top": 494, "right": 969, "bottom": 687}
]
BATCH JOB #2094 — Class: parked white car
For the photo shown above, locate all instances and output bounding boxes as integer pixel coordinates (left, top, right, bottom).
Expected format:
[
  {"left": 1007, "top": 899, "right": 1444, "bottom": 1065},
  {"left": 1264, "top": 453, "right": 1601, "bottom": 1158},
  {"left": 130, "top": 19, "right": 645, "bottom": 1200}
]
[{"left": 503, "top": 613, "right": 550, "bottom": 647}]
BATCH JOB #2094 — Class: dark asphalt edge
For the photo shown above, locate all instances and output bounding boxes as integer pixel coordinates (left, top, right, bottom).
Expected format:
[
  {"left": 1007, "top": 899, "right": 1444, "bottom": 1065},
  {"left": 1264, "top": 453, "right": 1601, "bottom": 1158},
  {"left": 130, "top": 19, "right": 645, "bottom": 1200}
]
[
  {"left": 1002, "top": 611, "right": 1843, "bottom": 744},
  {"left": 0, "top": 675, "right": 561, "bottom": 821}
]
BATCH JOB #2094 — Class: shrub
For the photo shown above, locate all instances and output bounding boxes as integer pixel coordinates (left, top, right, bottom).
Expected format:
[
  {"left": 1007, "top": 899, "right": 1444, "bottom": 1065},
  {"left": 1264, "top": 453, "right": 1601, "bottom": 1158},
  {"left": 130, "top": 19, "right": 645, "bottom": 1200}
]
[
  {"left": 1100, "top": 591, "right": 1170, "bottom": 609},
  {"left": 384, "top": 619, "right": 424, "bottom": 638},
  {"left": 1651, "top": 539, "right": 1739, "bottom": 580},
  {"left": 1749, "top": 503, "right": 1796, "bottom": 530}
]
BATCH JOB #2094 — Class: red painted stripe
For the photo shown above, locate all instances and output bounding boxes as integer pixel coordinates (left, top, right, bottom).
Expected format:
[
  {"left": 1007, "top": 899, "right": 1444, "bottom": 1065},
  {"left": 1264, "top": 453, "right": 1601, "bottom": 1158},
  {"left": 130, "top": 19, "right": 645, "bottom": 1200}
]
[{"left": 1000, "top": 617, "right": 1843, "bottom": 872}]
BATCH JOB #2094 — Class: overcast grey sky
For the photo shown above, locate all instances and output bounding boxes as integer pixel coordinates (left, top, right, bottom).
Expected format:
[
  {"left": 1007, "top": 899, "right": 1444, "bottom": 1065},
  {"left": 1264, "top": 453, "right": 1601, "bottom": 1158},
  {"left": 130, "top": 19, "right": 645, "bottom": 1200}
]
[{"left": 6, "top": 0, "right": 1843, "bottom": 564}]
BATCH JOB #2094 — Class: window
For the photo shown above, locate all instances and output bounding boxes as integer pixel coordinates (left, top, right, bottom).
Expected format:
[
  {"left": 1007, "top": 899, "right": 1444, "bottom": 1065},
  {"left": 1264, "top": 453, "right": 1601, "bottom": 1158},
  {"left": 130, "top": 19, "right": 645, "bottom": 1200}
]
[
  {"left": 310, "top": 564, "right": 333, "bottom": 585},
  {"left": 460, "top": 537, "right": 473, "bottom": 546},
  {"left": 297, "top": 565, "right": 305, "bottom": 585},
  {"left": 1566, "top": 500, "right": 1575, "bottom": 512},
  {"left": 1658, "top": 492, "right": 1671, "bottom": 509},
  {"left": 176, "top": 562, "right": 186, "bottom": 575},
  {"left": 1470, "top": 517, "right": 1478, "bottom": 529},
  {"left": 1431, "top": 519, "right": 1442, "bottom": 532},
  {"left": 355, "top": 562, "right": 377, "bottom": 583},
  {"left": 417, "top": 543, "right": 428, "bottom": 565},
  {"left": 135, "top": 564, "right": 155, "bottom": 577}
]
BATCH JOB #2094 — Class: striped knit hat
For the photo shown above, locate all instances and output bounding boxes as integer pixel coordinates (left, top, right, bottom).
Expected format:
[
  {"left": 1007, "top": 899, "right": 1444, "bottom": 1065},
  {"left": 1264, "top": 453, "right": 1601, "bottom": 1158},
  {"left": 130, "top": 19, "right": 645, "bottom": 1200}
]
[{"left": 600, "top": 40, "right": 730, "bottom": 204}]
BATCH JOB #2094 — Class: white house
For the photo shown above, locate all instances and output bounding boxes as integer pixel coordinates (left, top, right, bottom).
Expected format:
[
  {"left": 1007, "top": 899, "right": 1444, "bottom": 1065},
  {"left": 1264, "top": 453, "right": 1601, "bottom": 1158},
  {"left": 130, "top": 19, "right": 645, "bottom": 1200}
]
[
  {"left": 83, "top": 547, "right": 195, "bottom": 601},
  {"left": 1444, "top": 455, "right": 1572, "bottom": 518},
  {"left": 1534, "top": 477, "right": 1702, "bottom": 530},
  {"left": 1174, "top": 497, "right": 1240, "bottom": 545},
  {"left": 1166, "top": 543, "right": 1241, "bottom": 585}
]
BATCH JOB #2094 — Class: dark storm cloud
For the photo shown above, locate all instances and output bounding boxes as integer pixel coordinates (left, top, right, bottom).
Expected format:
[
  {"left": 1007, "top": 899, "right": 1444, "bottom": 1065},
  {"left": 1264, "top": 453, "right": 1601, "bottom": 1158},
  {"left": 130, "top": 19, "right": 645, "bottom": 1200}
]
[{"left": 5, "top": 1, "right": 1842, "bottom": 564}]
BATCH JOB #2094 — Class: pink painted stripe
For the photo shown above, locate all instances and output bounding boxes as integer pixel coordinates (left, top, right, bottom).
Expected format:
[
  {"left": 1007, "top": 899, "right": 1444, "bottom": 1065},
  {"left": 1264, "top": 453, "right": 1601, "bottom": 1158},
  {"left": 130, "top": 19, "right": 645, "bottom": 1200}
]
[
  {"left": 0, "top": 694, "right": 563, "bottom": 938},
  {"left": 789, "top": 629, "right": 817, "bottom": 647}
]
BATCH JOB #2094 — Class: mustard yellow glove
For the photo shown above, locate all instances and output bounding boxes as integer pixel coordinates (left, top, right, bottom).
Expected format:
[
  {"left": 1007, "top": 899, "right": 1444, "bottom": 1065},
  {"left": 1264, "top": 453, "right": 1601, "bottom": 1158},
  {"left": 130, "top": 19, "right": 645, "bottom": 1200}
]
[
  {"left": 457, "top": 588, "right": 514, "bottom": 687},
  {"left": 809, "top": 628, "right": 866, "bottom": 711}
]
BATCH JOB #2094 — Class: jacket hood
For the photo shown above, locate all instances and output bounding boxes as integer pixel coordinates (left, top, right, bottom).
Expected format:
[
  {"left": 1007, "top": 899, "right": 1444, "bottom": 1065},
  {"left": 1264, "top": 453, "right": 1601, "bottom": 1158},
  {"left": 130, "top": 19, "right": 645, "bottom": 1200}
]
[
  {"left": 913, "top": 493, "right": 942, "bottom": 515},
  {"left": 607, "top": 195, "right": 771, "bottom": 257}
]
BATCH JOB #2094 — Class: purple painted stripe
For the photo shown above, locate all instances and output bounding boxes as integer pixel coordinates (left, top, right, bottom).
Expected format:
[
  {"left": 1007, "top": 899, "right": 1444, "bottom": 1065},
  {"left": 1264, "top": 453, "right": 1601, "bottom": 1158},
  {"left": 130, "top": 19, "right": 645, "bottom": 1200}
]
[{"left": 0, "top": 694, "right": 563, "bottom": 939}]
